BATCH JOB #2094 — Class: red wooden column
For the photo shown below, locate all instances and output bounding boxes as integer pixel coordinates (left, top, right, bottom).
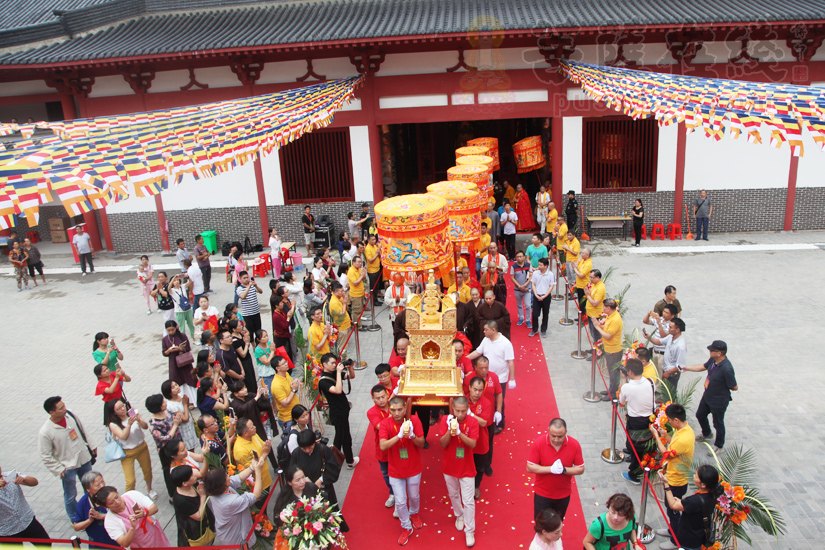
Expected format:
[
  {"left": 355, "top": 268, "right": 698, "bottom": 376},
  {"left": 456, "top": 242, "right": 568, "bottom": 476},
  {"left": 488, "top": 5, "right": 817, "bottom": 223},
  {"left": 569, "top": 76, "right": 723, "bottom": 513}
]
[
  {"left": 784, "top": 155, "right": 800, "bottom": 231},
  {"left": 154, "top": 195, "right": 170, "bottom": 252},
  {"left": 673, "top": 122, "right": 687, "bottom": 225},
  {"left": 360, "top": 79, "right": 384, "bottom": 203},
  {"left": 253, "top": 157, "right": 270, "bottom": 244},
  {"left": 551, "top": 117, "right": 563, "bottom": 209},
  {"left": 81, "top": 211, "right": 103, "bottom": 251}
]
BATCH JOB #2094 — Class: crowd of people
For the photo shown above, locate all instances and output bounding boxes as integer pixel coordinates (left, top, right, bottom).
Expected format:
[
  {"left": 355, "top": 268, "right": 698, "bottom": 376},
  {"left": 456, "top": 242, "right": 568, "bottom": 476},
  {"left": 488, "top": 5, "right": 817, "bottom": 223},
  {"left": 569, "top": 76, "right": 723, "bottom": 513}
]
[{"left": 2, "top": 189, "right": 735, "bottom": 550}]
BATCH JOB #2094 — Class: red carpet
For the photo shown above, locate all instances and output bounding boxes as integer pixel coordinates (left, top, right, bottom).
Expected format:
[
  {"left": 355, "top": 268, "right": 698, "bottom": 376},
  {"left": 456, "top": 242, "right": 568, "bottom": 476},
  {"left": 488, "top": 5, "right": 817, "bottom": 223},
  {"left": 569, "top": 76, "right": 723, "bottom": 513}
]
[{"left": 342, "top": 274, "right": 587, "bottom": 549}]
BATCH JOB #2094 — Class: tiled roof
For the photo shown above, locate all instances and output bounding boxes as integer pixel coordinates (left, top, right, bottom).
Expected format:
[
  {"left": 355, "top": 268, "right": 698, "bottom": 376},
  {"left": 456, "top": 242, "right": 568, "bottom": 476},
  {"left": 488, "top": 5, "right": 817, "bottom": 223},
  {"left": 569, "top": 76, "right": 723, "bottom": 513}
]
[{"left": 1, "top": 0, "right": 824, "bottom": 66}]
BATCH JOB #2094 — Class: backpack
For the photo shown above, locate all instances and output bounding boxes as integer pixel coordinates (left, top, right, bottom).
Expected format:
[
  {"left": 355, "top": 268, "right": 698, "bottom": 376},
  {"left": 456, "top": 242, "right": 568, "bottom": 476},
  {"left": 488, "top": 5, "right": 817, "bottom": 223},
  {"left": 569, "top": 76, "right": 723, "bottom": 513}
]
[
  {"left": 276, "top": 427, "right": 298, "bottom": 471},
  {"left": 700, "top": 493, "right": 717, "bottom": 545},
  {"left": 221, "top": 241, "right": 232, "bottom": 257}
]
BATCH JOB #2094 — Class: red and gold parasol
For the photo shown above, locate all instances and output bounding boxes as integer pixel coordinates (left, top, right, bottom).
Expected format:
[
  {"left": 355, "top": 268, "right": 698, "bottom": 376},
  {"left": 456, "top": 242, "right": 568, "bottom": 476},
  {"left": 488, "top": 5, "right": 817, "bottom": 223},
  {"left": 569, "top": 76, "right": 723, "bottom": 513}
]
[
  {"left": 426, "top": 181, "right": 484, "bottom": 249},
  {"left": 374, "top": 194, "right": 454, "bottom": 280},
  {"left": 513, "top": 136, "right": 548, "bottom": 173},
  {"left": 467, "top": 137, "right": 500, "bottom": 170},
  {"left": 447, "top": 164, "right": 493, "bottom": 198}
]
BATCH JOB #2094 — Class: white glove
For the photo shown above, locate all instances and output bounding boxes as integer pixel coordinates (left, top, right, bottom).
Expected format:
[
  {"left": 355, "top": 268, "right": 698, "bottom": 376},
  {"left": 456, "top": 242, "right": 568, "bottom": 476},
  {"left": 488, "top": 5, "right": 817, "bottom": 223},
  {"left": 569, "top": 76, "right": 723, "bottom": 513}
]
[
  {"left": 493, "top": 411, "right": 502, "bottom": 425},
  {"left": 446, "top": 414, "right": 455, "bottom": 425},
  {"left": 508, "top": 379, "right": 516, "bottom": 390},
  {"left": 454, "top": 422, "right": 462, "bottom": 436},
  {"left": 467, "top": 411, "right": 476, "bottom": 418},
  {"left": 550, "top": 459, "right": 564, "bottom": 475},
  {"left": 398, "top": 424, "right": 406, "bottom": 438},
  {"left": 391, "top": 386, "right": 400, "bottom": 396},
  {"left": 408, "top": 423, "right": 416, "bottom": 439},
  {"left": 397, "top": 364, "right": 405, "bottom": 376}
]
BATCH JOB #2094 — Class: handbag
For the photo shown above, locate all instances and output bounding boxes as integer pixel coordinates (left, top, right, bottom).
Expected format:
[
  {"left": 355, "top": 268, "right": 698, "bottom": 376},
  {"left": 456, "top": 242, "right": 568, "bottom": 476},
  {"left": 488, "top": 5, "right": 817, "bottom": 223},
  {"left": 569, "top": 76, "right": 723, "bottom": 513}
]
[
  {"left": 104, "top": 431, "right": 126, "bottom": 463},
  {"left": 174, "top": 338, "right": 194, "bottom": 368},
  {"left": 328, "top": 445, "right": 346, "bottom": 466},
  {"left": 186, "top": 497, "right": 216, "bottom": 546}
]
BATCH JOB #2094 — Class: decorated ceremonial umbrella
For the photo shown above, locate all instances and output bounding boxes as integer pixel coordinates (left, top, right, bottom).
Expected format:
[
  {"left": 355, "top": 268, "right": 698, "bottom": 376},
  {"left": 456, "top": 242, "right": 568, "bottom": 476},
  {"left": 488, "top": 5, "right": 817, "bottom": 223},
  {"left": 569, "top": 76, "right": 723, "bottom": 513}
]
[
  {"left": 374, "top": 194, "right": 454, "bottom": 281},
  {"left": 467, "top": 137, "right": 500, "bottom": 170},
  {"left": 456, "top": 154, "right": 494, "bottom": 172},
  {"left": 455, "top": 145, "right": 490, "bottom": 159},
  {"left": 427, "top": 181, "right": 485, "bottom": 281},
  {"left": 0, "top": 76, "right": 364, "bottom": 229},
  {"left": 447, "top": 164, "right": 493, "bottom": 198},
  {"left": 513, "top": 136, "right": 548, "bottom": 173}
]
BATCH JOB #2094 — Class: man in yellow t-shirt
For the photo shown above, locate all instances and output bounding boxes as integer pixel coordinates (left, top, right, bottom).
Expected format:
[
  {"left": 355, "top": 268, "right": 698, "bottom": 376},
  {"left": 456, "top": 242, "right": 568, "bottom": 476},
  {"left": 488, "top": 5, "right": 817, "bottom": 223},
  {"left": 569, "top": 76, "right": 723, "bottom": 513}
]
[
  {"left": 446, "top": 271, "right": 472, "bottom": 303},
  {"left": 308, "top": 307, "right": 330, "bottom": 360},
  {"left": 573, "top": 248, "right": 593, "bottom": 308},
  {"left": 233, "top": 418, "right": 274, "bottom": 490},
  {"left": 592, "top": 298, "right": 624, "bottom": 400},
  {"left": 270, "top": 355, "right": 300, "bottom": 430},
  {"left": 652, "top": 403, "right": 695, "bottom": 547},
  {"left": 547, "top": 202, "right": 559, "bottom": 235},
  {"left": 347, "top": 256, "right": 367, "bottom": 329},
  {"left": 553, "top": 214, "right": 568, "bottom": 263},
  {"left": 364, "top": 234, "right": 383, "bottom": 305},
  {"left": 328, "top": 282, "right": 351, "bottom": 356},
  {"left": 475, "top": 222, "right": 491, "bottom": 277},
  {"left": 636, "top": 348, "right": 658, "bottom": 383},
  {"left": 584, "top": 268, "right": 605, "bottom": 317},
  {"left": 561, "top": 231, "right": 580, "bottom": 291}
]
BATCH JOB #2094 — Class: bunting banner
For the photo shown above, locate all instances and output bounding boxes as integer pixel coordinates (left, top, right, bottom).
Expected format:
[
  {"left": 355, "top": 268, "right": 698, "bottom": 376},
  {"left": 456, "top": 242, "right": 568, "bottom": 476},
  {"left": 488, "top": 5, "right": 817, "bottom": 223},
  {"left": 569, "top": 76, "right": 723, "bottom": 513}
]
[
  {"left": 560, "top": 61, "right": 825, "bottom": 159},
  {"left": 0, "top": 76, "right": 363, "bottom": 229}
]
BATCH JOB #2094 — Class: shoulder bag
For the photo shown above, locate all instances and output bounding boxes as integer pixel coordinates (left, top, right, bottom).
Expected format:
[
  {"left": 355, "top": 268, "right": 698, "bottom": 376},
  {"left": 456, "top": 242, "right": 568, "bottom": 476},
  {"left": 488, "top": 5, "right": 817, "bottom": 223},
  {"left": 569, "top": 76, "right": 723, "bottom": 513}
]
[
  {"left": 104, "top": 430, "right": 126, "bottom": 463},
  {"left": 66, "top": 410, "right": 96, "bottom": 465},
  {"left": 186, "top": 496, "right": 216, "bottom": 546},
  {"left": 174, "top": 337, "right": 195, "bottom": 368}
]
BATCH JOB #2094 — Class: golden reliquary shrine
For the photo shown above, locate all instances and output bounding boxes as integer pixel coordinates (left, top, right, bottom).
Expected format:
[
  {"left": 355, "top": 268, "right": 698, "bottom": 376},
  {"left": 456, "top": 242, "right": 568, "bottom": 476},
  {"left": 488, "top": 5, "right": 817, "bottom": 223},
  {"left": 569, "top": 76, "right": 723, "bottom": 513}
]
[{"left": 397, "top": 271, "right": 464, "bottom": 408}]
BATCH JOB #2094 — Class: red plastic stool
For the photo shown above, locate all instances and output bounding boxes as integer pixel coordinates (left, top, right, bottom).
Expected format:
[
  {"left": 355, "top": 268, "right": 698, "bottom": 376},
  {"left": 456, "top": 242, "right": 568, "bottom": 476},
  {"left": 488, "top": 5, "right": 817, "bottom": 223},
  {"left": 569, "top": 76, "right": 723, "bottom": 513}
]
[
  {"left": 26, "top": 231, "right": 41, "bottom": 243},
  {"left": 651, "top": 223, "right": 665, "bottom": 240},
  {"left": 253, "top": 253, "right": 271, "bottom": 278},
  {"left": 667, "top": 223, "right": 682, "bottom": 240}
]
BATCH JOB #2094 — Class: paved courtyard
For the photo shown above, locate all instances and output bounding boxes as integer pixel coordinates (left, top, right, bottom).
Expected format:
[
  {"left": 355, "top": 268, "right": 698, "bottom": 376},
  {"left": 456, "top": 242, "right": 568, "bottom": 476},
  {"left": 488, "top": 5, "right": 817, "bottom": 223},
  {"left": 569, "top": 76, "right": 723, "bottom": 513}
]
[{"left": 2, "top": 230, "right": 823, "bottom": 549}]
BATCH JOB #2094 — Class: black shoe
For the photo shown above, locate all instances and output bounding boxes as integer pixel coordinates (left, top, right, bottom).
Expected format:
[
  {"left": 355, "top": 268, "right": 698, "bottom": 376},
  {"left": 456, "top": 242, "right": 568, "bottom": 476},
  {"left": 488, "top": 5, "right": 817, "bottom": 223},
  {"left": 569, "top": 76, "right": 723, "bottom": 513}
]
[
  {"left": 623, "top": 454, "right": 632, "bottom": 463},
  {"left": 423, "top": 441, "right": 429, "bottom": 449},
  {"left": 493, "top": 426, "right": 503, "bottom": 435},
  {"left": 485, "top": 465, "right": 493, "bottom": 476}
]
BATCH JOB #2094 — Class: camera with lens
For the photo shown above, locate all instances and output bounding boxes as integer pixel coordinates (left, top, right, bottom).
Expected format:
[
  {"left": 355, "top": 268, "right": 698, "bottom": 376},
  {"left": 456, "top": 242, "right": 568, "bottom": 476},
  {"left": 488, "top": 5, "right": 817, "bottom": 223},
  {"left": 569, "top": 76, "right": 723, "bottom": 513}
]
[{"left": 314, "top": 429, "right": 329, "bottom": 446}]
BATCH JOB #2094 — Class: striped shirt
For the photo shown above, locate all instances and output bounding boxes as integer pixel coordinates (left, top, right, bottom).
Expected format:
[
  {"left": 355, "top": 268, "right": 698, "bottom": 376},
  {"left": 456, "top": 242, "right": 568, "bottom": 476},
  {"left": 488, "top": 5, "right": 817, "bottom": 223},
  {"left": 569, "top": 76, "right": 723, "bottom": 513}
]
[{"left": 236, "top": 285, "right": 260, "bottom": 317}]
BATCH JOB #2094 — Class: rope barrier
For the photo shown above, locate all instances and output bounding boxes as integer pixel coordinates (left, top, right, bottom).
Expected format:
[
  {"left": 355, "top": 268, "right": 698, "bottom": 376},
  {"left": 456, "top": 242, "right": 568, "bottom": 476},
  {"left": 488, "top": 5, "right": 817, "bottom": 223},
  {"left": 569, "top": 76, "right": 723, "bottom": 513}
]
[{"left": 553, "top": 251, "right": 682, "bottom": 548}]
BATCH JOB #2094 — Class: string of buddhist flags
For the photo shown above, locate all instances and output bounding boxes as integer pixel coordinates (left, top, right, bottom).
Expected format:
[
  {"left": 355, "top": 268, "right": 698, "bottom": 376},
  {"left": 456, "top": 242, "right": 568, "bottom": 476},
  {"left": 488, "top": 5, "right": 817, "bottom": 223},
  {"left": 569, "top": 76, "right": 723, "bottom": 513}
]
[
  {"left": 0, "top": 76, "right": 363, "bottom": 229},
  {"left": 561, "top": 61, "right": 825, "bottom": 159}
]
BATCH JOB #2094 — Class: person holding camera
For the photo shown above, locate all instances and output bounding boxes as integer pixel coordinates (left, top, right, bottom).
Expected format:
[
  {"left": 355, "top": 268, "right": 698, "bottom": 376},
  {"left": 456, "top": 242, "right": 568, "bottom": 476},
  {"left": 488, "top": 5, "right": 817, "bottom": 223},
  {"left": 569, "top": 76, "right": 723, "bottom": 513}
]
[
  {"left": 317, "top": 353, "right": 360, "bottom": 469},
  {"left": 290, "top": 430, "right": 348, "bottom": 531},
  {"left": 618, "top": 358, "right": 655, "bottom": 485},
  {"left": 235, "top": 271, "right": 263, "bottom": 337}
]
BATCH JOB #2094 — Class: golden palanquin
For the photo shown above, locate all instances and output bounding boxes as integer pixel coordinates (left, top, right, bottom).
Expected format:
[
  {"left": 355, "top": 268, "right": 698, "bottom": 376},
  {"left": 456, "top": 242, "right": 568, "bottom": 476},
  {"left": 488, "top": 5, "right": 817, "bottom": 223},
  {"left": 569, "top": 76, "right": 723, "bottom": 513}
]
[{"left": 397, "top": 272, "right": 464, "bottom": 407}]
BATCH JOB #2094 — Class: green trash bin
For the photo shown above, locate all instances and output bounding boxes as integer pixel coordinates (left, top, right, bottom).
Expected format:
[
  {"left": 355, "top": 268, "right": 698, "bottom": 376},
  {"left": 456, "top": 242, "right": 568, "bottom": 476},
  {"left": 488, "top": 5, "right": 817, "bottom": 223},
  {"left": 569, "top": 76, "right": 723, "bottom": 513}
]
[{"left": 201, "top": 231, "right": 217, "bottom": 254}]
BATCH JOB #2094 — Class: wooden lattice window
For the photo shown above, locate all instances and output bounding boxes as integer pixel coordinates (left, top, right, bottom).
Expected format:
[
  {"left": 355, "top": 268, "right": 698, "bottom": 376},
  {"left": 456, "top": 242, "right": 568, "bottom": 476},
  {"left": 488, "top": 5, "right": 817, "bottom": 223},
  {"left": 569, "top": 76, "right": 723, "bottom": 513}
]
[
  {"left": 582, "top": 117, "right": 658, "bottom": 192},
  {"left": 279, "top": 129, "right": 355, "bottom": 203}
]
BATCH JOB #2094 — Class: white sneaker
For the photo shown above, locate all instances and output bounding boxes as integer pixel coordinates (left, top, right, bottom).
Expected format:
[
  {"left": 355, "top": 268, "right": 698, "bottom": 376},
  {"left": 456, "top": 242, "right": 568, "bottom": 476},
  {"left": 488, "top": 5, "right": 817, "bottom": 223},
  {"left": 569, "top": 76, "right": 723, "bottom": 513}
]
[
  {"left": 82, "top": 272, "right": 87, "bottom": 277},
  {"left": 347, "top": 457, "right": 360, "bottom": 469},
  {"left": 655, "top": 528, "right": 671, "bottom": 537},
  {"left": 393, "top": 508, "right": 398, "bottom": 518},
  {"left": 454, "top": 515, "right": 464, "bottom": 531},
  {"left": 658, "top": 541, "right": 677, "bottom": 550},
  {"left": 465, "top": 532, "right": 475, "bottom": 547},
  {"left": 148, "top": 489, "right": 158, "bottom": 501},
  {"left": 385, "top": 495, "right": 395, "bottom": 508}
]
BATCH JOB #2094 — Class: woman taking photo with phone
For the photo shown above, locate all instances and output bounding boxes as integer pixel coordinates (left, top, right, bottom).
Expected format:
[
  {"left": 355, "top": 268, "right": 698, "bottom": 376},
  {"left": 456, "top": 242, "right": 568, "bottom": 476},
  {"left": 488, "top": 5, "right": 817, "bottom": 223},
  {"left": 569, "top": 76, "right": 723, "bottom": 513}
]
[
  {"left": 162, "top": 320, "right": 198, "bottom": 403},
  {"left": 93, "top": 332, "right": 123, "bottom": 373},
  {"left": 104, "top": 399, "right": 157, "bottom": 500}
]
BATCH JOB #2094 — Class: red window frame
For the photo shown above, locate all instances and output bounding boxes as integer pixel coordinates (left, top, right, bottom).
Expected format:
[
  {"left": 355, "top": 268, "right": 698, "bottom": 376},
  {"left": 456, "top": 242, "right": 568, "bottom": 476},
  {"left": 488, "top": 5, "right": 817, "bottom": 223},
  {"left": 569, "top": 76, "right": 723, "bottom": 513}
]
[
  {"left": 279, "top": 128, "right": 355, "bottom": 204},
  {"left": 582, "top": 117, "right": 659, "bottom": 193}
]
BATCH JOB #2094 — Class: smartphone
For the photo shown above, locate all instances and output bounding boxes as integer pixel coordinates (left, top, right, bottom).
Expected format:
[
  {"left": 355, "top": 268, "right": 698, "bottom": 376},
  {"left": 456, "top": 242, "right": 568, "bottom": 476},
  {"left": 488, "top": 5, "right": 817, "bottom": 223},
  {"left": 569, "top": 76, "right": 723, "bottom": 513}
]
[
  {"left": 228, "top": 407, "right": 236, "bottom": 418},
  {"left": 252, "top": 450, "right": 259, "bottom": 460},
  {"left": 127, "top": 408, "right": 137, "bottom": 418},
  {"left": 132, "top": 503, "right": 140, "bottom": 514}
]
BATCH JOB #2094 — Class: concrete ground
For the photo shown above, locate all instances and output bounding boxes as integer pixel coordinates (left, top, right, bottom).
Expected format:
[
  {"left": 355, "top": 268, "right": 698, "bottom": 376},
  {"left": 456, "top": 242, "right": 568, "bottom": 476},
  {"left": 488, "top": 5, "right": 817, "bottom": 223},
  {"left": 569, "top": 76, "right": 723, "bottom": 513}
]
[{"left": 1, "top": 229, "right": 822, "bottom": 549}]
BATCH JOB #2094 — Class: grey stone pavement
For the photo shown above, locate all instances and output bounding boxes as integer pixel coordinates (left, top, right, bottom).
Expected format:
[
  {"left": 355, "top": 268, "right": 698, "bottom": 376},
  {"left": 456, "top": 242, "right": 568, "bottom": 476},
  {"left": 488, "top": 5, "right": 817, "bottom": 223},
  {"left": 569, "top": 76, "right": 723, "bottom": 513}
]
[{"left": 2, "top": 229, "right": 823, "bottom": 548}]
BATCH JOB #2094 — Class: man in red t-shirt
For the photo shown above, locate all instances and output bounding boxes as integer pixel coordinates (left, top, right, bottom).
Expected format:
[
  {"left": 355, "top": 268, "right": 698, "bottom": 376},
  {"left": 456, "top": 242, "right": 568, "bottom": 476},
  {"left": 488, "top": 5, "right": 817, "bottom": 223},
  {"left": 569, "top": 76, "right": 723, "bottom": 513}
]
[
  {"left": 375, "top": 363, "right": 399, "bottom": 395},
  {"left": 94, "top": 364, "right": 130, "bottom": 403},
  {"left": 438, "top": 397, "right": 479, "bottom": 547},
  {"left": 461, "top": 357, "right": 502, "bottom": 476},
  {"left": 465, "top": 377, "right": 494, "bottom": 500},
  {"left": 453, "top": 339, "right": 474, "bottom": 375},
  {"left": 526, "top": 418, "right": 585, "bottom": 521},
  {"left": 378, "top": 396, "right": 425, "bottom": 545},
  {"left": 366, "top": 385, "right": 394, "bottom": 509},
  {"left": 389, "top": 338, "right": 409, "bottom": 377}
]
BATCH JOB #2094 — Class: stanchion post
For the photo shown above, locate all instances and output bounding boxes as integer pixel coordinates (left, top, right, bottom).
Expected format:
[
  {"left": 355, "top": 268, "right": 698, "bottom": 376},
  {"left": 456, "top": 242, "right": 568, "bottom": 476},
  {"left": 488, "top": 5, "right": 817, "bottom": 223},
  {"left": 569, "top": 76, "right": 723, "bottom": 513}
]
[
  {"left": 570, "top": 309, "right": 589, "bottom": 359},
  {"left": 70, "top": 536, "right": 81, "bottom": 549},
  {"left": 559, "top": 280, "right": 574, "bottom": 326},
  {"left": 363, "top": 287, "right": 380, "bottom": 332},
  {"left": 637, "top": 467, "right": 656, "bottom": 543},
  {"left": 601, "top": 399, "right": 625, "bottom": 463},
  {"left": 582, "top": 347, "right": 601, "bottom": 402},
  {"left": 353, "top": 325, "right": 367, "bottom": 370},
  {"left": 552, "top": 256, "right": 563, "bottom": 299}
]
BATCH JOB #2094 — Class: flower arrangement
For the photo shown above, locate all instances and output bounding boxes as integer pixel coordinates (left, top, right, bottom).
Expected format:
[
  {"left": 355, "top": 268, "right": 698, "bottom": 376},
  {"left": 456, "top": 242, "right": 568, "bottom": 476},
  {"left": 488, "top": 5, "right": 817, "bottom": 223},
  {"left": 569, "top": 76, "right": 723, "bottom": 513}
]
[
  {"left": 254, "top": 513, "right": 274, "bottom": 539},
  {"left": 621, "top": 339, "right": 642, "bottom": 365},
  {"left": 717, "top": 481, "right": 749, "bottom": 525},
  {"left": 279, "top": 495, "right": 347, "bottom": 549}
]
